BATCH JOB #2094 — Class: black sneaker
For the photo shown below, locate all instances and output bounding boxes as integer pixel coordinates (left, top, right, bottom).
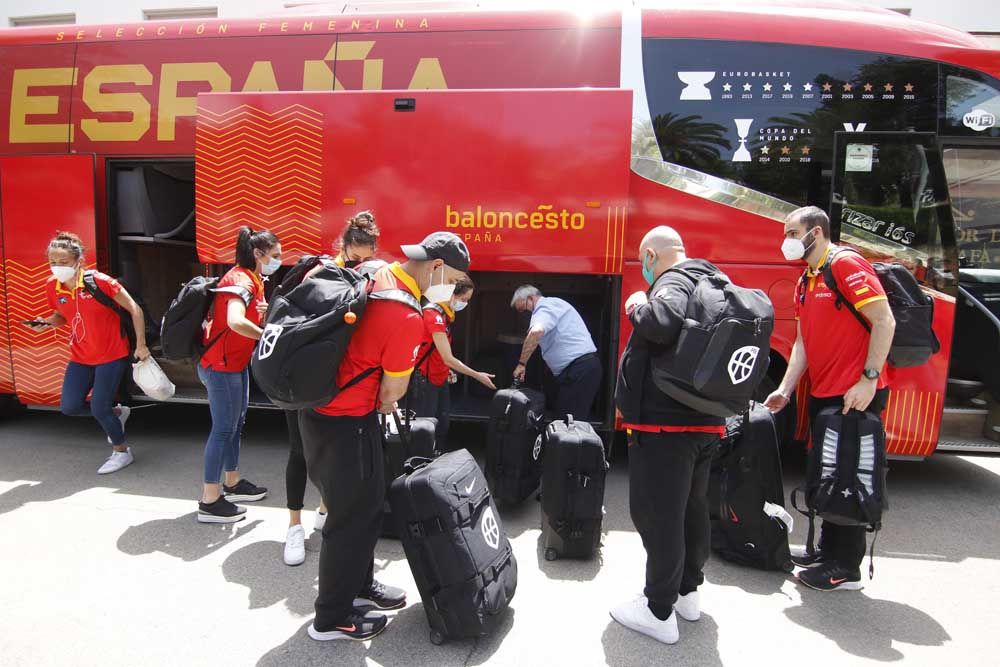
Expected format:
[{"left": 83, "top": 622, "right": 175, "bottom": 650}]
[
  {"left": 797, "top": 561, "right": 863, "bottom": 591},
  {"left": 790, "top": 544, "right": 831, "bottom": 568},
  {"left": 354, "top": 580, "right": 407, "bottom": 611},
  {"left": 197, "top": 496, "right": 247, "bottom": 524},
  {"left": 223, "top": 478, "right": 268, "bottom": 502},
  {"left": 308, "top": 609, "right": 388, "bottom": 641}
]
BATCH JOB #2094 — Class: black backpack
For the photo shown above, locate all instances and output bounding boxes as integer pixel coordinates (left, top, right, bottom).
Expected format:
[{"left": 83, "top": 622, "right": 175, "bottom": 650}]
[
  {"left": 250, "top": 264, "right": 421, "bottom": 409},
  {"left": 160, "top": 276, "right": 252, "bottom": 361},
  {"left": 650, "top": 268, "right": 774, "bottom": 417},
  {"left": 270, "top": 254, "right": 334, "bottom": 306},
  {"left": 82, "top": 270, "right": 136, "bottom": 352},
  {"left": 791, "top": 407, "right": 887, "bottom": 577},
  {"left": 709, "top": 403, "right": 793, "bottom": 572},
  {"left": 820, "top": 248, "right": 940, "bottom": 368}
]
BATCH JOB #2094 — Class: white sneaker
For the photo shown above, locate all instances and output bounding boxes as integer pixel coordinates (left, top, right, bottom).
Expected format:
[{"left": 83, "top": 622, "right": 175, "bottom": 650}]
[
  {"left": 97, "top": 448, "right": 134, "bottom": 475},
  {"left": 284, "top": 524, "right": 306, "bottom": 566},
  {"left": 314, "top": 509, "right": 327, "bottom": 532},
  {"left": 674, "top": 591, "right": 700, "bottom": 622},
  {"left": 107, "top": 404, "right": 131, "bottom": 444},
  {"left": 610, "top": 596, "right": 679, "bottom": 645}
]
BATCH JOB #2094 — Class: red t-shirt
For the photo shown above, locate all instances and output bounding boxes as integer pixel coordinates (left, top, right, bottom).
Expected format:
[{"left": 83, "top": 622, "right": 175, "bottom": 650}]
[
  {"left": 200, "top": 267, "right": 265, "bottom": 372},
  {"left": 315, "top": 262, "right": 425, "bottom": 417},
  {"left": 47, "top": 271, "right": 129, "bottom": 365},
  {"left": 417, "top": 303, "right": 454, "bottom": 387},
  {"left": 795, "top": 246, "right": 890, "bottom": 398}
]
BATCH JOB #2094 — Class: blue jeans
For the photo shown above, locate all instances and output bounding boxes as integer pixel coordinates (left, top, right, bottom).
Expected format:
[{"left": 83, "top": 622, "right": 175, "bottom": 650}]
[
  {"left": 61, "top": 357, "right": 130, "bottom": 447},
  {"left": 198, "top": 365, "right": 249, "bottom": 484}
]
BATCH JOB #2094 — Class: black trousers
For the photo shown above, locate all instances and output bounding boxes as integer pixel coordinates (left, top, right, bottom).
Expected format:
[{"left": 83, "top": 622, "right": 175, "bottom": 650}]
[
  {"left": 553, "top": 353, "right": 602, "bottom": 421},
  {"left": 628, "top": 430, "right": 718, "bottom": 620},
  {"left": 299, "top": 408, "right": 384, "bottom": 628},
  {"left": 408, "top": 370, "right": 451, "bottom": 444},
  {"left": 284, "top": 409, "right": 307, "bottom": 511},
  {"left": 808, "top": 388, "right": 889, "bottom": 572}
]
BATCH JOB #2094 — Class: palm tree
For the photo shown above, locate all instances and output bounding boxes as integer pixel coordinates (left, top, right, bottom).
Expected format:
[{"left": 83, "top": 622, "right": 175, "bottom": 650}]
[{"left": 651, "top": 112, "right": 732, "bottom": 166}]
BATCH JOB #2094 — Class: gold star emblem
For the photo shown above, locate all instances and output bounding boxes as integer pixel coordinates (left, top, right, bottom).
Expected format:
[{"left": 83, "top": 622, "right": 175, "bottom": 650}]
[
  {"left": 801, "top": 146, "right": 811, "bottom": 155},
  {"left": 761, "top": 145, "right": 770, "bottom": 155},
  {"left": 843, "top": 83, "right": 853, "bottom": 92},
  {"left": 822, "top": 82, "right": 833, "bottom": 92},
  {"left": 863, "top": 83, "right": 873, "bottom": 92},
  {"left": 904, "top": 83, "right": 914, "bottom": 92},
  {"left": 884, "top": 83, "right": 894, "bottom": 92},
  {"left": 781, "top": 145, "right": 791, "bottom": 155}
]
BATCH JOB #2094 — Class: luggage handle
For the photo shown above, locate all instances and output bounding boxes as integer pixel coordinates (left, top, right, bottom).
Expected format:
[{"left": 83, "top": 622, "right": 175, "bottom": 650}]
[
  {"left": 402, "top": 456, "right": 435, "bottom": 475},
  {"left": 455, "top": 490, "right": 492, "bottom": 526}
]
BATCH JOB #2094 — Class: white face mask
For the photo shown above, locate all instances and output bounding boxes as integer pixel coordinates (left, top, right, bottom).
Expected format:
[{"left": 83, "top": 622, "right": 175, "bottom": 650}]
[
  {"left": 261, "top": 256, "right": 281, "bottom": 276},
  {"left": 452, "top": 299, "right": 468, "bottom": 312},
  {"left": 424, "top": 266, "right": 455, "bottom": 303},
  {"left": 781, "top": 237, "right": 806, "bottom": 261},
  {"left": 51, "top": 264, "right": 77, "bottom": 283}
]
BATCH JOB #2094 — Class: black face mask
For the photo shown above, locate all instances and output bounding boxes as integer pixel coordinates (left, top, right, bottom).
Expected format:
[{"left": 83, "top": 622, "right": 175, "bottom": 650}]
[{"left": 343, "top": 259, "right": 361, "bottom": 269}]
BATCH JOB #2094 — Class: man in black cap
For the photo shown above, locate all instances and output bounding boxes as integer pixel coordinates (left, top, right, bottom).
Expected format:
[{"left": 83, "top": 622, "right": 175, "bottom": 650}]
[{"left": 303, "top": 231, "right": 470, "bottom": 643}]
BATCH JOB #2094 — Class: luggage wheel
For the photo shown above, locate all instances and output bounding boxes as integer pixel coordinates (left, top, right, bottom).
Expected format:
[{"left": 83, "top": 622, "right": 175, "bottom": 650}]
[
  {"left": 544, "top": 548, "right": 558, "bottom": 562},
  {"left": 429, "top": 630, "right": 446, "bottom": 645}
]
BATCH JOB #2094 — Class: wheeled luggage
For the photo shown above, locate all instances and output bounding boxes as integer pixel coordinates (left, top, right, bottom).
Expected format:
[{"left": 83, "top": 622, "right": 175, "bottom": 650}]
[
  {"left": 709, "top": 402, "right": 793, "bottom": 572},
  {"left": 389, "top": 449, "right": 518, "bottom": 645},
  {"left": 540, "top": 415, "right": 607, "bottom": 560},
  {"left": 486, "top": 384, "right": 546, "bottom": 505},
  {"left": 381, "top": 411, "right": 437, "bottom": 538}
]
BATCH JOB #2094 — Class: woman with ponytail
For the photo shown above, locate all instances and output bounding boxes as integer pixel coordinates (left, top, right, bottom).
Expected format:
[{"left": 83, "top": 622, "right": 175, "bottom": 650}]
[
  {"left": 24, "top": 232, "right": 150, "bottom": 474},
  {"left": 197, "top": 226, "right": 281, "bottom": 524},
  {"left": 282, "top": 212, "right": 379, "bottom": 565}
]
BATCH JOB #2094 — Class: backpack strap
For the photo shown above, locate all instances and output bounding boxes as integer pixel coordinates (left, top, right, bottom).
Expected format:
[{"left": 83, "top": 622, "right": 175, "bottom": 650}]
[
  {"left": 83, "top": 270, "right": 133, "bottom": 347},
  {"left": 821, "top": 248, "right": 872, "bottom": 333},
  {"left": 370, "top": 287, "right": 421, "bottom": 313},
  {"left": 211, "top": 285, "right": 254, "bottom": 307}
]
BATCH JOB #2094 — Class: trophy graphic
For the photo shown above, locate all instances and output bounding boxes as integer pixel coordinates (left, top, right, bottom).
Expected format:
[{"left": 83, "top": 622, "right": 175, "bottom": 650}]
[
  {"left": 677, "top": 71, "right": 715, "bottom": 100},
  {"left": 732, "top": 118, "right": 753, "bottom": 162}
]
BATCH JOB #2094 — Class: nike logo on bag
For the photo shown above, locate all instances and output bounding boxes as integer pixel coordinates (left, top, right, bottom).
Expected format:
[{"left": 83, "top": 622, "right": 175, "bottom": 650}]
[
  {"left": 829, "top": 578, "right": 848, "bottom": 586},
  {"left": 335, "top": 624, "right": 357, "bottom": 632},
  {"left": 465, "top": 479, "right": 476, "bottom": 494},
  {"left": 728, "top": 507, "right": 739, "bottom": 523}
]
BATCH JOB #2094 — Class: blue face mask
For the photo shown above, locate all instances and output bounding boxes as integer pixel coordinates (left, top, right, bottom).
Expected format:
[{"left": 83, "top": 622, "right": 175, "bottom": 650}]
[{"left": 641, "top": 253, "right": 657, "bottom": 286}]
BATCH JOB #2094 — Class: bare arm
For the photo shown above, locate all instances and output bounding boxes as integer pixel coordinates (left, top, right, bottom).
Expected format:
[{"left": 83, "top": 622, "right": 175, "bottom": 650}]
[
  {"left": 518, "top": 326, "right": 544, "bottom": 365},
  {"left": 226, "top": 298, "right": 263, "bottom": 341},
  {"left": 765, "top": 322, "right": 807, "bottom": 413},
  {"left": 432, "top": 331, "right": 496, "bottom": 389},
  {"left": 378, "top": 373, "right": 411, "bottom": 412},
  {"left": 113, "top": 288, "right": 150, "bottom": 359},
  {"left": 858, "top": 299, "right": 895, "bottom": 372}
]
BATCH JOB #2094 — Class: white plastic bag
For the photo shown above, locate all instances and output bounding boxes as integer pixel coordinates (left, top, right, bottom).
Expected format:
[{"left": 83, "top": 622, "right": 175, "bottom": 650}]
[{"left": 132, "top": 357, "right": 175, "bottom": 401}]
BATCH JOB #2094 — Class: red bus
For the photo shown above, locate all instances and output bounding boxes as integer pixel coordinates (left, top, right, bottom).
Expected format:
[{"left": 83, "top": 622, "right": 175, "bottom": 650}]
[{"left": 1, "top": 3, "right": 998, "bottom": 458}]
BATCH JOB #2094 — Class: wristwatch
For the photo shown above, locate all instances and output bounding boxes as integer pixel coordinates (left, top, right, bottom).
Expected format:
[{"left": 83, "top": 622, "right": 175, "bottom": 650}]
[{"left": 862, "top": 367, "right": 880, "bottom": 380}]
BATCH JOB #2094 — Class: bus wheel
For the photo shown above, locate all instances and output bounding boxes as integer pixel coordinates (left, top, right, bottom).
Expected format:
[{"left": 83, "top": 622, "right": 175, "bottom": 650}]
[{"left": 0, "top": 394, "right": 24, "bottom": 420}]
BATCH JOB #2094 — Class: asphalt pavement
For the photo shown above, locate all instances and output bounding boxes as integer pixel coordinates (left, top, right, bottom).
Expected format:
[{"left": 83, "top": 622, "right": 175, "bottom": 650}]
[{"left": 1, "top": 404, "right": 998, "bottom": 666}]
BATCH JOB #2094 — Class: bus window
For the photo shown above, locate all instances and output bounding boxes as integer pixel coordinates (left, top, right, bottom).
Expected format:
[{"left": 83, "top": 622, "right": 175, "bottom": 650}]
[
  {"left": 641, "top": 38, "right": 938, "bottom": 210},
  {"left": 831, "top": 131, "right": 957, "bottom": 294},
  {"left": 943, "top": 66, "right": 1000, "bottom": 139},
  {"left": 944, "top": 146, "right": 1000, "bottom": 269}
]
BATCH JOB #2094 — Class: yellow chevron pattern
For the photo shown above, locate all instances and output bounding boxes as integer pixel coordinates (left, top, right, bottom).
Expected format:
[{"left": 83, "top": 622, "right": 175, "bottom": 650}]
[
  {"left": 0, "top": 261, "right": 14, "bottom": 394},
  {"left": 196, "top": 104, "right": 324, "bottom": 264},
  {"left": 4, "top": 260, "right": 70, "bottom": 405}
]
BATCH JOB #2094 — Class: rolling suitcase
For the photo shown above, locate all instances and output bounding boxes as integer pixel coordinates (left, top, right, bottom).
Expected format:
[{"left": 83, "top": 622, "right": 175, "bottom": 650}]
[
  {"left": 709, "top": 402, "right": 793, "bottom": 572},
  {"left": 381, "top": 410, "right": 437, "bottom": 538},
  {"left": 389, "top": 449, "right": 518, "bottom": 645},
  {"left": 486, "top": 383, "right": 546, "bottom": 505},
  {"left": 541, "top": 415, "right": 608, "bottom": 560}
]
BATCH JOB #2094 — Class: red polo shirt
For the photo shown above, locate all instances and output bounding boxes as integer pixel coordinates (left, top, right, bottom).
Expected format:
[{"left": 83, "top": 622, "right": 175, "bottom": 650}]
[
  {"left": 795, "top": 246, "right": 890, "bottom": 398},
  {"left": 200, "top": 267, "right": 266, "bottom": 373},
  {"left": 316, "top": 262, "right": 425, "bottom": 417},
  {"left": 418, "top": 303, "right": 455, "bottom": 387},
  {"left": 46, "top": 271, "right": 129, "bottom": 366}
]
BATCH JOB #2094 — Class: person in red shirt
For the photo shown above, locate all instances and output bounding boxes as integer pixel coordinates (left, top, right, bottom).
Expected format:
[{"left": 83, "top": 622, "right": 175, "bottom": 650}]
[
  {"left": 409, "top": 277, "right": 496, "bottom": 444},
  {"left": 25, "top": 232, "right": 150, "bottom": 475},
  {"left": 765, "top": 206, "right": 895, "bottom": 591},
  {"left": 196, "top": 226, "right": 281, "bottom": 524},
  {"left": 300, "top": 231, "right": 470, "bottom": 643},
  {"left": 284, "top": 212, "right": 380, "bottom": 567},
  {"left": 611, "top": 226, "right": 726, "bottom": 645}
]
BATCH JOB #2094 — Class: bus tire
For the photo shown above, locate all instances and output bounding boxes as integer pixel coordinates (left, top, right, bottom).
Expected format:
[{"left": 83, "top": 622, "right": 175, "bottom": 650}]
[{"left": 0, "top": 394, "right": 24, "bottom": 420}]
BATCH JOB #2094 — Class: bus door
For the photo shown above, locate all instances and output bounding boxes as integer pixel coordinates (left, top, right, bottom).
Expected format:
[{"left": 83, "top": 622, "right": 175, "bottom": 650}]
[
  {"left": 0, "top": 155, "right": 98, "bottom": 406},
  {"left": 830, "top": 131, "right": 958, "bottom": 457}
]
